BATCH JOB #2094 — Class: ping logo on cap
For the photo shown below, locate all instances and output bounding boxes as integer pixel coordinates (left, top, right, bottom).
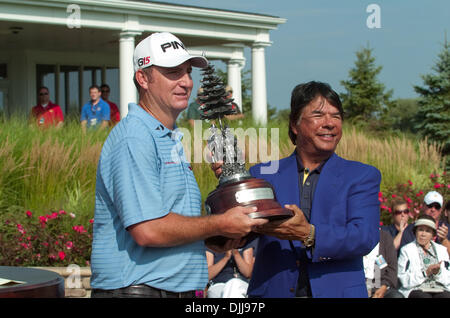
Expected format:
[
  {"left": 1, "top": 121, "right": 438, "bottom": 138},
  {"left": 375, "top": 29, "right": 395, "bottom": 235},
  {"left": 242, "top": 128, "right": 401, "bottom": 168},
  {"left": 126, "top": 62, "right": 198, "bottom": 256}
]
[
  {"left": 161, "top": 41, "right": 186, "bottom": 53},
  {"left": 137, "top": 56, "right": 151, "bottom": 67}
]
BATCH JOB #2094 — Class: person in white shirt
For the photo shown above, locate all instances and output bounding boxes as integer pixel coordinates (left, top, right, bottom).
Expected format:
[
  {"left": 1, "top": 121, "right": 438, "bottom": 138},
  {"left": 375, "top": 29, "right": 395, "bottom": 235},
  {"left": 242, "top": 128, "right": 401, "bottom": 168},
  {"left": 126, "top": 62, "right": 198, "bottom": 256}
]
[{"left": 398, "top": 214, "right": 450, "bottom": 298}]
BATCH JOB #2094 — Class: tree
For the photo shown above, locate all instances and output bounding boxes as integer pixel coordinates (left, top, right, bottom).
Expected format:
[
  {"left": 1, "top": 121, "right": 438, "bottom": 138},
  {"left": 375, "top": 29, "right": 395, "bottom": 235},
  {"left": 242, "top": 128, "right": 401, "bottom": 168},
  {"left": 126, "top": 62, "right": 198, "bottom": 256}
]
[
  {"left": 340, "top": 45, "right": 396, "bottom": 122},
  {"left": 384, "top": 98, "right": 420, "bottom": 133},
  {"left": 413, "top": 38, "right": 450, "bottom": 167}
]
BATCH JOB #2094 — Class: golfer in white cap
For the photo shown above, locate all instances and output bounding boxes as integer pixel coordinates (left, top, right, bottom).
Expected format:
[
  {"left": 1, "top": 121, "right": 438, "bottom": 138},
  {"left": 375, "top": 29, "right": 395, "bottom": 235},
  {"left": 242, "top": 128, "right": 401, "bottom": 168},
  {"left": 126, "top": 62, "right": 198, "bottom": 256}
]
[{"left": 90, "top": 32, "right": 267, "bottom": 298}]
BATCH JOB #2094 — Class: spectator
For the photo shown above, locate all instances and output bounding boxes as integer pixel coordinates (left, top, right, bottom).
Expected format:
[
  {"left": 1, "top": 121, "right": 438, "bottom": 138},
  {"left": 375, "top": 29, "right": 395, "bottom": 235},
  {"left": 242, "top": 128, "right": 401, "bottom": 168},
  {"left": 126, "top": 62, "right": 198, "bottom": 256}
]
[
  {"left": 80, "top": 85, "right": 110, "bottom": 132},
  {"left": 30, "top": 86, "right": 64, "bottom": 128},
  {"left": 206, "top": 239, "right": 258, "bottom": 298},
  {"left": 90, "top": 32, "right": 267, "bottom": 298},
  {"left": 363, "top": 230, "right": 404, "bottom": 298},
  {"left": 224, "top": 85, "right": 244, "bottom": 122},
  {"left": 400, "top": 191, "right": 450, "bottom": 254},
  {"left": 398, "top": 214, "right": 450, "bottom": 298},
  {"left": 100, "top": 84, "right": 120, "bottom": 126},
  {"left": 186, "top": 87, "right": 203, "bottom": 127},
  {"left": 443, "top": 200, "right": 450, "bottom": 225},
  {"left": 382, "top": 200, "right": 414, "bottom": 250}
]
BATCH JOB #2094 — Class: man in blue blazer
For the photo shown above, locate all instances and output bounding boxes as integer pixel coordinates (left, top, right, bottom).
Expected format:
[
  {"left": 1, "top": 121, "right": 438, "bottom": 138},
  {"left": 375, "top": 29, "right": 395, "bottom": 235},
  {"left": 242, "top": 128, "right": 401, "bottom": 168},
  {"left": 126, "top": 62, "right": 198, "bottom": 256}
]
[{"left": 247, "top": 81, "right": 381, "bottom": 297}]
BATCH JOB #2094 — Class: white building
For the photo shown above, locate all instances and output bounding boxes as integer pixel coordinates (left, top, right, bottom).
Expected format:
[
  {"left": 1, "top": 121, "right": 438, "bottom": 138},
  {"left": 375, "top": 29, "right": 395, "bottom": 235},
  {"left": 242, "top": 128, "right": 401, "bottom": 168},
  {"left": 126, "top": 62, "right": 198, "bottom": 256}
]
[{"left": 0, "top": 0, "right": 285, "bottom": 124}]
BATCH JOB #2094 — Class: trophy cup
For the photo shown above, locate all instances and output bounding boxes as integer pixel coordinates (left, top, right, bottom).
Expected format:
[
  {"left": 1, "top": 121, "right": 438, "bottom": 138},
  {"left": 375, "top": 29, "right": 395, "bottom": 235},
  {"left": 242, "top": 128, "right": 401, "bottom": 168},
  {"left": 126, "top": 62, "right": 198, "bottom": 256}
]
[{"left": 198, "top": 63, "right": 293, "bottom": 246}]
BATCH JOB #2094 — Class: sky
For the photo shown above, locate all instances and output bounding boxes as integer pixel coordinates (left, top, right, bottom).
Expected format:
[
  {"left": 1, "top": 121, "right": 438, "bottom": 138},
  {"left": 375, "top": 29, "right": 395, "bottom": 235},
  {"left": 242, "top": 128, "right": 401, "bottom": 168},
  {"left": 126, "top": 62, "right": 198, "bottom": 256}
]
[{"left": 160, "top": 0, "right": 450, "bottom": 111}]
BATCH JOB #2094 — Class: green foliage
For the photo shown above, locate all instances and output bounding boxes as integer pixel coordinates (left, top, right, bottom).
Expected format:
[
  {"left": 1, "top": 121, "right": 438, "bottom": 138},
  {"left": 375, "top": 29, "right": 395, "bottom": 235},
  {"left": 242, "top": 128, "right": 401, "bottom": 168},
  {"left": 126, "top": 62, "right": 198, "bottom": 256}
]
[
  {"left": 413, "top": 39, "right": 450, "bottom": 168},
  {"left": 340, "top": 45, "right": 396, "bottom": 122},
  {"left": 0, "top": 117, "right": 107, "bottom": 218},
  {"left": 379, "top": 172, "right": 449, "bottom": 226},
  {"left": 384, "top": 98, "right": 420, "bottom": 133},
  {"left": 0, "top": 209, "right": 92, "bottom": 266},
  {"left": 0, "top": 115, "right": 446, "bottom": 265}
]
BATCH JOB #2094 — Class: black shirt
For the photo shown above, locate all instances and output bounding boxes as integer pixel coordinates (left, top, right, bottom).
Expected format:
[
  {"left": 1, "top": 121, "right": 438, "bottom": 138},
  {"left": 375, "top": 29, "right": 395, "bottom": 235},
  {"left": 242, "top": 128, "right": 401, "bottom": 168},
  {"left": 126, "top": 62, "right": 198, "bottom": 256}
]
[{"left": 294, "top": 154, "right": 328, "bottom": 297}]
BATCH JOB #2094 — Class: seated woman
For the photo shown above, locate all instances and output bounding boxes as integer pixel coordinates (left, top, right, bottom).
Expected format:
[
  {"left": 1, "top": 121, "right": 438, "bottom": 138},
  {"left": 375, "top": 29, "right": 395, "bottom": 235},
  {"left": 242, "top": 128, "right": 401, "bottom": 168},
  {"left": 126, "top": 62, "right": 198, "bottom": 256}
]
[
  {"left": 398, "top": 214, "right": 450, "bottom": 298},
  {"left": 206, "top": 239, "right": 258, "bottom": 298}
]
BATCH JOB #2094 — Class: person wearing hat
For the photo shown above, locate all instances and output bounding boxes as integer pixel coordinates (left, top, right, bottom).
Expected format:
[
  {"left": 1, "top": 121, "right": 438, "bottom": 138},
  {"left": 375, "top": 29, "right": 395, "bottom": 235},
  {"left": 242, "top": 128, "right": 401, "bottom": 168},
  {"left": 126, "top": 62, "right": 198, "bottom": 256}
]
[
  {"left": 397, "top": 191, "right": 450, "bottom": 254},
  {"left": 397, "top": 214, "right": 450, "bottom": 298},
  {"left": 90, "top": 32, "right": 267, "bottom": 298}
]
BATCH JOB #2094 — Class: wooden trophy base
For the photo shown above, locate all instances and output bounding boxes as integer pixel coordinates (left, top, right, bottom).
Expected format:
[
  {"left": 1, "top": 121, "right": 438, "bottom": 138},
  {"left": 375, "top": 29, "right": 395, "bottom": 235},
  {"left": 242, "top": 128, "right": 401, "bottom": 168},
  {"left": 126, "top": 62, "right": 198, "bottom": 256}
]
[{"left": 204, "top": 177, "right": 293, "bottom": 247}]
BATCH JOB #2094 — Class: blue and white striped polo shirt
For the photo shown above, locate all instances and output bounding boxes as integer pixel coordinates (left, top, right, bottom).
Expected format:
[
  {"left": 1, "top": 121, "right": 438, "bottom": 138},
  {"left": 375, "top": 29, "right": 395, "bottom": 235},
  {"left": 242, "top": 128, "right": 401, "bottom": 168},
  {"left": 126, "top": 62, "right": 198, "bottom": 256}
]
[{"left": 90, "top": 103, "right": 207, "bottom": 292}]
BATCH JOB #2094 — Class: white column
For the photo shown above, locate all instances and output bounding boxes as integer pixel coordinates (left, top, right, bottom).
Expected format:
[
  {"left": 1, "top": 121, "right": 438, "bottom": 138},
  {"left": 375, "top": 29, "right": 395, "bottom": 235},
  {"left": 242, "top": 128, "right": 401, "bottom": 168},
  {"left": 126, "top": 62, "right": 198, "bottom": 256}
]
[
  {"left": 251, "top": 42, "right": 269, "bottom": 125},
  {"left": 119, "top": 31, "right": 141, "bottom": 118},
  {"left": 227, "top": 59, "right": 244, "bottom": 112}
]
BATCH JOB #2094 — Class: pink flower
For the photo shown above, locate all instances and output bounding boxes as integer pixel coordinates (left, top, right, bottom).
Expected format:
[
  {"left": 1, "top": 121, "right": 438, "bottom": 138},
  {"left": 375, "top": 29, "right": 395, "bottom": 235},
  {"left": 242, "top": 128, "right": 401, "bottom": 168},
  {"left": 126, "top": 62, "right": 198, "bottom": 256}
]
[
  {"left": 430, "top": 173, "right": 435, "bottom": 178},
  {"left": 72, "top": 225, "right": 87, "bottom": 234},
  {"left": 58, "top": 251, "right": 66, "bottom": 261},
  {"left": 89, "top": 219, "right": 94, "bottom": 224},
  {"left": 391, "top": 194, "right": 397, "bottom": 198},
  {"left": 59, "top": 210, "right": 66, "bottom": 215},
  {"left": 380, "top": 205, "right": 388, "bottom": 210},
  {"left": 65, "top": 241, "right": 73, "bottom": 249},
  {"left": 379, "top": 222, "right": 384, "bottom": 226},
  {"left": 17, "top": 224, "right": 26, "bottom": 235},
  {"left": 39, "top": 216, "right": 48, "bottom": 224},
  {"left": 434, "top": 183, "right": 442, "bottom": 189},
  {"left": 46, "top": 212, "right": 58, "bottom": 220},
  {"left": 20, "top": 243, "right": 30, "bottom": 249},
  {"left": 26, "top": 210, "right": 32, "bottom": 218},
  {"left": 408, "top": 180, "right": 413, "bottom": 186}
]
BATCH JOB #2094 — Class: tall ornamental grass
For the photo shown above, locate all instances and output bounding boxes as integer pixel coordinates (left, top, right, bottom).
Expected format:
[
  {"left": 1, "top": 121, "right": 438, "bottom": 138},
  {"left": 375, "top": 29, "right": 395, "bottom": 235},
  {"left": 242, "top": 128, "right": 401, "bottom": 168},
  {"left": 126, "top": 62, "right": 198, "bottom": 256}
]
[
  {"left": 0, "top": 116, "right": 445, "bottom": 219},
  {"left": 0, "top": 117, "right": 107, "bottom": 224},
  {"left": 0, "top": 116, "right": 446, "bottom": 266}
]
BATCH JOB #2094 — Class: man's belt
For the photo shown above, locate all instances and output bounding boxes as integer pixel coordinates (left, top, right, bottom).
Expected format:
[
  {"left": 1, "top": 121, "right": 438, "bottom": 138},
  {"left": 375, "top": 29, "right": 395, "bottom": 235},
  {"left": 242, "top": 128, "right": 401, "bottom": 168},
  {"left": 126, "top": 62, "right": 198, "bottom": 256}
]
[{"left": 93, "top": 284, "right": 199, "bottom": 298}]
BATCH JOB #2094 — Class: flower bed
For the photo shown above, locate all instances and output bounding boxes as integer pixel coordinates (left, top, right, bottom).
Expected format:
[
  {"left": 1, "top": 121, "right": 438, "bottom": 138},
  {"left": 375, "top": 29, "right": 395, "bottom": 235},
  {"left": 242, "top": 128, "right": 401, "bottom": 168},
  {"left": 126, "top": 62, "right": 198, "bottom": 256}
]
[
  {"left": 379, "top": 172, "right": 449, "bottom": 226},
  {"left": 0, "top": 209, "right": 92, "bottom": 266}
]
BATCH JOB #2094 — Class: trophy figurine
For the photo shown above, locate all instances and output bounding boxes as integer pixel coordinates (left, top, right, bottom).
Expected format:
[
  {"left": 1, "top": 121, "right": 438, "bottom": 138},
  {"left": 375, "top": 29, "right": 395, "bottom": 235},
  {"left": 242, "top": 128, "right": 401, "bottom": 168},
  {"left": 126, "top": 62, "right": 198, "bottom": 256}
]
[{"left": 198, "top": 63, "right": 293, "bottom": 246}]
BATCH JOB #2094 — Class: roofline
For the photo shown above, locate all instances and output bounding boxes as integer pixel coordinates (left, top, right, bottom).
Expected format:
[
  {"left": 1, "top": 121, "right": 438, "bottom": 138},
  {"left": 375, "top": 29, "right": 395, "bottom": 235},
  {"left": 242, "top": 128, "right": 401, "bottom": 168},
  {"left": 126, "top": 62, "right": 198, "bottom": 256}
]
[
  {"left": 128, "top": 0, "right": 282, "bottom": 19},
  {"left": 13, "top": 0, "right": 287, "bottom": 29}
]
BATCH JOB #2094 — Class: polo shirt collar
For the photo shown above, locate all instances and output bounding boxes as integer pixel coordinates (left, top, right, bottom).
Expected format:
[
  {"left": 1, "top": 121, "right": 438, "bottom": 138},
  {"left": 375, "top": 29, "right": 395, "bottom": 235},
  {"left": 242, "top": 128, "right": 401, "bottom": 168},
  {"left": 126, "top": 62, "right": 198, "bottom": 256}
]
[
  {"left": 294, "top": 149, "right": 329, "bottom": 174},
  {"left": 127, "top": 103, "right": 183, "bottom": 140}
]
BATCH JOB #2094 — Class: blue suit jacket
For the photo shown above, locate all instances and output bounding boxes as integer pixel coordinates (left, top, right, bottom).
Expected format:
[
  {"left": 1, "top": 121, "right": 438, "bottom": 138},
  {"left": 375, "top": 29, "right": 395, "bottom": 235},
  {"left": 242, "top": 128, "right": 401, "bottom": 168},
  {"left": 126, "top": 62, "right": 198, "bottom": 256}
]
[{"left": 248, "top": 152, "right": 381, "bottom": 298}]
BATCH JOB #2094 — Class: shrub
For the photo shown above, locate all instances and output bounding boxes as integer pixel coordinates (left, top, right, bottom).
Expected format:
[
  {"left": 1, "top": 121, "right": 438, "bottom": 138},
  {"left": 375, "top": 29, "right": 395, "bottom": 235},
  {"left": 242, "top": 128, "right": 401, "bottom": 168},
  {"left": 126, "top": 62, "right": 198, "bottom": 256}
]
[
  {"left": 379, "top": 171, "right": 449, "bottom": 226},
  {"left": 0, "top": 209, "right": 92, "bottom": 266}
]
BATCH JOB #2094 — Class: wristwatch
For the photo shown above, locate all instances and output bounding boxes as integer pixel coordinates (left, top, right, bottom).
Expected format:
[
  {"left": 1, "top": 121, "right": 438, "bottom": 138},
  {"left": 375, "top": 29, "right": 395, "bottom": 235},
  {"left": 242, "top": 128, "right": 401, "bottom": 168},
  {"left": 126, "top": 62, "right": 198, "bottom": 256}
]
[{"left": 303, "top": 224, "right": 315, "bottom": 248}]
